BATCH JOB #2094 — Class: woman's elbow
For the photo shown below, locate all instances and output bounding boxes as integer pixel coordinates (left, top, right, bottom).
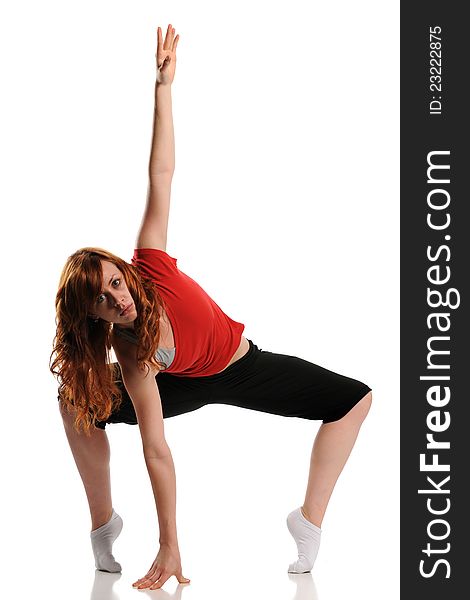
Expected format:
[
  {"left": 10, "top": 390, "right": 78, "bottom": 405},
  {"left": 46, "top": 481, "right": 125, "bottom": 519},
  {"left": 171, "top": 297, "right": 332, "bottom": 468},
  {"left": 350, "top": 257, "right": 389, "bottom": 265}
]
[{"left": 143, "top": 438, "right": 171, "bottom": 460}]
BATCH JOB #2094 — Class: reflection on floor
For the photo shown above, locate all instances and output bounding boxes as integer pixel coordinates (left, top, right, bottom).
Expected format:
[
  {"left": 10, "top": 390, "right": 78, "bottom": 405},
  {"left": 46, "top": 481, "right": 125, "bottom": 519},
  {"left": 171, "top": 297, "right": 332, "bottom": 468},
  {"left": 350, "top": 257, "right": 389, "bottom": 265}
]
[{"left": 89, "top": 570, "right": 319, "bottom": 600}]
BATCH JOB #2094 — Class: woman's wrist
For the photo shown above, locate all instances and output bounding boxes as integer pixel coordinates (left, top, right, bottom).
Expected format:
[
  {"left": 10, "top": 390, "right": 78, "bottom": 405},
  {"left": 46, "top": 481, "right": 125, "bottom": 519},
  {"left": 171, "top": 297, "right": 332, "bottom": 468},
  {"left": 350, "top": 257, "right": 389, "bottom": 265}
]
[
  {"left": 155, "top": 80, "right": 172, "bottom": 90},
  {"left": 155, "top": 80, "right": 173, "bottom": 101},
  {"left": 159, "top": 539, "right": 180, "bottom": 551},
  {"left": 158, "top": 519, "right": 178, "bottom": 547},
  {"left": 156, "top": 67, "right": 173, "bottom": 87}
]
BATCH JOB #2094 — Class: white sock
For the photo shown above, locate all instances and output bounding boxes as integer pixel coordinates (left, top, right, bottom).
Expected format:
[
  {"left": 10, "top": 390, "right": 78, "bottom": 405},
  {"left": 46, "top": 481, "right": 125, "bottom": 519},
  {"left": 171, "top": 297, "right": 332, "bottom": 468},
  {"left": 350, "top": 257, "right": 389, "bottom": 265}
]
[
  {"left": 286, "top": 507, "right": 322, "bottom": 573},
  {"left": 90, "top": 509, "right": 123, "bottom": 572}
]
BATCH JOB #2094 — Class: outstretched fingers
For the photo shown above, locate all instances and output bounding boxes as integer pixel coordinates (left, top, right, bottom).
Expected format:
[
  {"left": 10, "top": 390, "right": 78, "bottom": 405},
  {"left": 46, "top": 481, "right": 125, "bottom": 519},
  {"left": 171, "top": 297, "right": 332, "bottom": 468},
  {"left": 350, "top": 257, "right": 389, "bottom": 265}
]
[
  {"left": 133, "top": 571, "right": 190, "bottom": 590},
  {"left": 148, "top": 571, "right": 170, "bottom": 590},
  {"left": 156, "top": 24, "right": 179, "bottom": 68},
  {"left": 148, "top": 571, "right": 190, "bottom": 589},
  {"left": 163, "top": 23, "right": 173, "bottom": 50},
  {"left": 160, "top": 24, "right": 178, "bottom": 51},
  {"left": 133, "top": 560, "right": 158, "bottom": 587}
]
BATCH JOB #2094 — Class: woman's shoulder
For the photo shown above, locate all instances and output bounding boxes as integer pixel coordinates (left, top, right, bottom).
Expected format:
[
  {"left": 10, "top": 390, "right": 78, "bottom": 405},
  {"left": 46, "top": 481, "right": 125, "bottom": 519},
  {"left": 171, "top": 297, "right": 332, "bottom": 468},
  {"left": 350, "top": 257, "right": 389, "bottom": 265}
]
[{"left": 111, "top": 329, "right": 161, "bottom": 376}]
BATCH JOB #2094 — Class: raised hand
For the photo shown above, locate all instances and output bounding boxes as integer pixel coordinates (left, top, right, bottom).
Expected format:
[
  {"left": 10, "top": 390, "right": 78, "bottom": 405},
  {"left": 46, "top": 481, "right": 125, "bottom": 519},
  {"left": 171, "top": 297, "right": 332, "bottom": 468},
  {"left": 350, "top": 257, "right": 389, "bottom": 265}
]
[
  {"left": 156, "top": 24, "right": 180, "bottom": 85},
  {"left": 132, "top": 544, "right": 190, "bottom": 590}
]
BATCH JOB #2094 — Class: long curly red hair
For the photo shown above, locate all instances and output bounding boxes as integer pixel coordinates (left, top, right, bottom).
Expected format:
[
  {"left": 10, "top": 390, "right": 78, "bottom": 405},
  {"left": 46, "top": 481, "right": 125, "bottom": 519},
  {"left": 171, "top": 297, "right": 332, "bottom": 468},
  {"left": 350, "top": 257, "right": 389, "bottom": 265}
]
[{"left": 50, "top": 247, "right": 167, "bottom": 436}]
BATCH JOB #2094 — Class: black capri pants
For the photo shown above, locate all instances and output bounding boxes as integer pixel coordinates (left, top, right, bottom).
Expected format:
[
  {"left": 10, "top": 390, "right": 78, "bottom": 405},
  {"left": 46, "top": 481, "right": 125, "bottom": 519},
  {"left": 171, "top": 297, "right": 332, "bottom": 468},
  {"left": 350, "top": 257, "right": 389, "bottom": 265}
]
[{"left": 94, "top": 339, "right": 372, "bottom": 430}]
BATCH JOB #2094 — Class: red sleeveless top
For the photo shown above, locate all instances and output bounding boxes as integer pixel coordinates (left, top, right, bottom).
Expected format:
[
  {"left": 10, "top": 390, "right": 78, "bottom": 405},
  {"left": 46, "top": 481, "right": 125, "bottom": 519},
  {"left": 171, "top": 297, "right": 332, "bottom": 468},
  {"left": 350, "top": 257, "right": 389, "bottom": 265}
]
[{"left": 131, "top": 248, "right": 245, "bottom": 377}]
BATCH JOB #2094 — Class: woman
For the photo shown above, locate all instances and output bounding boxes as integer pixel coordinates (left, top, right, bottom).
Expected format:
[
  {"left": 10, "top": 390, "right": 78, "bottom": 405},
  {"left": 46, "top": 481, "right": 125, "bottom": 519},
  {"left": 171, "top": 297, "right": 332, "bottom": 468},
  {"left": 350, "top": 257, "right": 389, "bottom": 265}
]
[{"left": 50, "top": 24, "right": 372, "bottom": 591}]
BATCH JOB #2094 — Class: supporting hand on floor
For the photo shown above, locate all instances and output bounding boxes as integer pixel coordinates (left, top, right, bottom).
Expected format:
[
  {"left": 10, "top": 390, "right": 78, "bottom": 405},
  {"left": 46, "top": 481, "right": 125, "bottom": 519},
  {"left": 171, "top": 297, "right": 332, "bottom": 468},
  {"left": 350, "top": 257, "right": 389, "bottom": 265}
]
[{"left": 132, "top": 544, "right": 190, "bottom": 590}]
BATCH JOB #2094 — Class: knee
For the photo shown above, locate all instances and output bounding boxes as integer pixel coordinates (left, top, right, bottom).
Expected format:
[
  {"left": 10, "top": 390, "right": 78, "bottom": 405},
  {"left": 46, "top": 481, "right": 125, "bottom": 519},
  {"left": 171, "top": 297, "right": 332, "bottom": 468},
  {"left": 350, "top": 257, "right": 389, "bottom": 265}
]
[
  {"left": 356, "top": 390, "right": 372, "bottom": 423},
  {"left": 327, "top": 390, "right": 372, "bottom": 427}
]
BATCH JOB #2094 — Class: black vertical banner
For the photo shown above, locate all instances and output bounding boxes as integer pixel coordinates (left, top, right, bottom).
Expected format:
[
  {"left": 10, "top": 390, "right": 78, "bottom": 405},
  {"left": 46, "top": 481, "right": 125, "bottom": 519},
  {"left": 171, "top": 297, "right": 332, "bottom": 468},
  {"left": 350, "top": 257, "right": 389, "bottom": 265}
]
[{"left": 401, "top": 2, "right": 469, "bottom": 598}]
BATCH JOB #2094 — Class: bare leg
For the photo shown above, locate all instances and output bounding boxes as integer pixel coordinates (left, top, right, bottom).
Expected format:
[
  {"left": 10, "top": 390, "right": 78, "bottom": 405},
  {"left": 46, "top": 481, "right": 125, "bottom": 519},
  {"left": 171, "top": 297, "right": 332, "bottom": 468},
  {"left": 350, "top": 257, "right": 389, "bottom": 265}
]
[
  {"left": 60, "top": 403, "right": 123, "bottom": 572},
  {"left": 59, "top": 403, "right": 113, "bottom": 531},
  {"left": 287, "top": 391, "right": 372, "bottom": 573},
  {"left": 302, "top": 390, "right": 372, "bottom": 527}
]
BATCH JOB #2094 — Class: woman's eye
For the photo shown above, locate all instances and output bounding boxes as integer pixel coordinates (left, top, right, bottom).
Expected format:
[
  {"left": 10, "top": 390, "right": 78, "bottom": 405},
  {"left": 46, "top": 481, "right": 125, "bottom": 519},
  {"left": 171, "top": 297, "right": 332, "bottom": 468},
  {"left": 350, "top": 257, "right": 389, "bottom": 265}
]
[{"left": 96, "top": 279, "right": 120, "bottom": 303}]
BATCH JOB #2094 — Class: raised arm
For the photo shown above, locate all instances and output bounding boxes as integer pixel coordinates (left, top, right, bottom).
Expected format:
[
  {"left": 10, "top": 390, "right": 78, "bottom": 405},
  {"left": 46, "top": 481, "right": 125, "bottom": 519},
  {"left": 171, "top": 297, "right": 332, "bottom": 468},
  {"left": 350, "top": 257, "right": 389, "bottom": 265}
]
[{"left": 136, "top": 24, "right": 180, "bottom": 252}]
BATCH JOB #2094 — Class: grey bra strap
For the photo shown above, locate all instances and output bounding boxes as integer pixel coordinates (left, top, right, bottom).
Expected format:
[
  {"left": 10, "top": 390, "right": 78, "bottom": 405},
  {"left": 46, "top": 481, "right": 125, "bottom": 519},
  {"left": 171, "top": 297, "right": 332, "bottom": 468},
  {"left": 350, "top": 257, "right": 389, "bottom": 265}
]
[
  {"left": 114, "top": 326, "right": 175, "bottom": 369},
  {"left": 156, "top": 347, "right": 176, "bottom": 369}
]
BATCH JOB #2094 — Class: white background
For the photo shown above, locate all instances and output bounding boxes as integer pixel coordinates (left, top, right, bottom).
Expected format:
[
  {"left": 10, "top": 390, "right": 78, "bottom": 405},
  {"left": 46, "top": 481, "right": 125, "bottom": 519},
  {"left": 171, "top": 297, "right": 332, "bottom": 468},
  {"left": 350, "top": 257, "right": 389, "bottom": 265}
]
[{"left": 0, "top": 1, "right": 399, "bottom": 598}]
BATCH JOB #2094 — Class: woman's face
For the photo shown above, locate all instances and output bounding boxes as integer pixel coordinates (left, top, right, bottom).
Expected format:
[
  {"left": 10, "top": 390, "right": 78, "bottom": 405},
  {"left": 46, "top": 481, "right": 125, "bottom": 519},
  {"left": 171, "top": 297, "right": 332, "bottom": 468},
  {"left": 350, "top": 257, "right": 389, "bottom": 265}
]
[{"left": 89, "top": 259, "right": 137, "bottom": 326}]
